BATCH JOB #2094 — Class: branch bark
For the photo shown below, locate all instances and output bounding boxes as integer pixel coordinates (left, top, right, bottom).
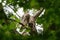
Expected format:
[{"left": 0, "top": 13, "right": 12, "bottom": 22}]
[{"left": 33, "top": 8, "right": 44, "bottom": 18}]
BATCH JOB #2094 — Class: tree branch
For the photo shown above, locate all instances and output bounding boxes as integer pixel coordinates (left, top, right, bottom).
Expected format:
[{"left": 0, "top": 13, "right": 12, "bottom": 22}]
[
  {"left": 8, "top": 19, "right": 24, "bottom": 26},
  {"left": 34, "top": 7, "right": 44, "bottom": 18}
]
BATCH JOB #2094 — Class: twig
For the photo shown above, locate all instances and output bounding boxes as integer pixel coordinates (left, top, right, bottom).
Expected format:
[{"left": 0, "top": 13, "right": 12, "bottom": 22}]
[{"left": 34, "top": 7, "right": 44, "bottom": 18}]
